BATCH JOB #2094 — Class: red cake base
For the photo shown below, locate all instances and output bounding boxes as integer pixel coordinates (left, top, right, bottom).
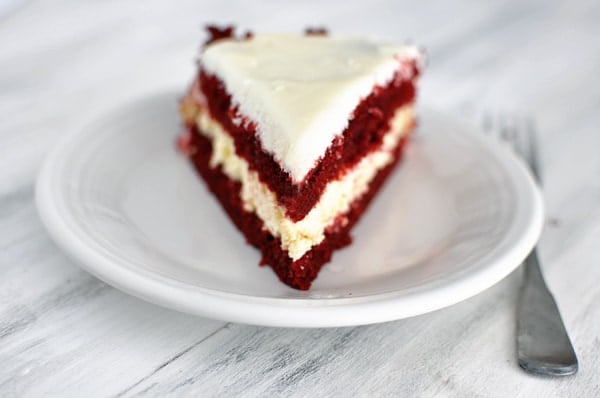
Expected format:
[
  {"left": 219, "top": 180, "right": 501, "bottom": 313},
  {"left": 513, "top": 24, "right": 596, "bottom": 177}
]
[{"left": 180, "top": 125, "right": 411, "bottom": 290}]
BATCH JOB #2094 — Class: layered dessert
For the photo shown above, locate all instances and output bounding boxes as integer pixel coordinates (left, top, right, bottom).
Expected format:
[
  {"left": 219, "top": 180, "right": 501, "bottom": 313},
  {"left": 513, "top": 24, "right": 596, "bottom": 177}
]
[{"left": 179, "top": 27, "right": 422, "bottom": 290}]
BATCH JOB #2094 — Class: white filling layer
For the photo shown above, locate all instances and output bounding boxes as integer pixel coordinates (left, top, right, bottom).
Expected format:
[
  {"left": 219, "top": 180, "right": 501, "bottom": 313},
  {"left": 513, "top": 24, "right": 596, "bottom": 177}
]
[
  {"left": 195, "top": 105, "right": 413, "bottom": 260},
  {"left": 201, "top": 33, "right": 420, "bottom": 182}
]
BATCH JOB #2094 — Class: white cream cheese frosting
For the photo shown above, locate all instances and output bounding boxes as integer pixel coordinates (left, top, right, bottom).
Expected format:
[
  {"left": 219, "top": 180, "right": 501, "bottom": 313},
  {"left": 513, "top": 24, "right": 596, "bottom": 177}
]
[
  {"left": 194, "top": 105, "right": 413, "bottom": 260},
  {"left": 201, "top": 33, "right": 420, "bottom": 183}
]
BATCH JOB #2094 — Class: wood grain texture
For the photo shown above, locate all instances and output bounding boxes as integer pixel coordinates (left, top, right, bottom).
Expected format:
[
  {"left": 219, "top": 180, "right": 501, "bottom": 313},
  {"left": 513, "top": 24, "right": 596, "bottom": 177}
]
[{"left": 1, "top": 0, "right": 599, "bottom": 396}]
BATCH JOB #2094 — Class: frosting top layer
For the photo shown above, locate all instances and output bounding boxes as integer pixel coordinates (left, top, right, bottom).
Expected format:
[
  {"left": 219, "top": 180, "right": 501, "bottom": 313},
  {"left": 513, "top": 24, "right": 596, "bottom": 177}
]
[{"left": 201, "top": 33, "right": 419, "bottom": 183}]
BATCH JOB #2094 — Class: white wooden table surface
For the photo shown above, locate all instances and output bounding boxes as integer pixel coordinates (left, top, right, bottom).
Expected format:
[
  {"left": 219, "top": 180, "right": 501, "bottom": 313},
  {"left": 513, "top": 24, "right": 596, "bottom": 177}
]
[{"left": 1, "top": 0, "right": 599, "bottom": 396}]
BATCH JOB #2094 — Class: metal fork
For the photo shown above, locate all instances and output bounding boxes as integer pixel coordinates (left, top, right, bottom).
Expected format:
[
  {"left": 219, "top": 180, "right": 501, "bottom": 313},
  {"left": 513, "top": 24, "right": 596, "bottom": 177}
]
[{"left": 483, "top": 113, "right": 578, "bottom": 377}]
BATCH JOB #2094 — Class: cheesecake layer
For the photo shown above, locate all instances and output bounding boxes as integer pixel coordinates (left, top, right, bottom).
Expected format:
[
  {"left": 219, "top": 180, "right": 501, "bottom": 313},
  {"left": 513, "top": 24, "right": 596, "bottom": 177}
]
[
  {"left": 189, "top": 104, "right": 414, "bottom": 260},
  {"left": 180, "top": 120, "right": 410, "bottom": 290}
]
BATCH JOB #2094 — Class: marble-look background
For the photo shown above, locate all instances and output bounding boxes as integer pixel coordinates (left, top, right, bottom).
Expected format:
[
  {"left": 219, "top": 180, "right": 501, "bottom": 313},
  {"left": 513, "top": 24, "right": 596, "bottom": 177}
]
[{"left": 1, "top": 0, "right": 599, "bottom": 396}]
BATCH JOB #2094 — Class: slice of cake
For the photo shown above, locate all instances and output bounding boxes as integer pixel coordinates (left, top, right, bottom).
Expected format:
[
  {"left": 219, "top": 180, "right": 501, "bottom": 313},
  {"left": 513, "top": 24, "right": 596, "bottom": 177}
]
[{"left": 179, "top": 26, "right": 422, "bottom": 290}]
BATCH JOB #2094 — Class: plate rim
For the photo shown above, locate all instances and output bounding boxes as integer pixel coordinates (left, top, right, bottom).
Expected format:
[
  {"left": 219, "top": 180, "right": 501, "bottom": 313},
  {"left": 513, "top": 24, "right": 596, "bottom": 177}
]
[{"left": 35, "top": 92, "right": 544, "bottom": 328}]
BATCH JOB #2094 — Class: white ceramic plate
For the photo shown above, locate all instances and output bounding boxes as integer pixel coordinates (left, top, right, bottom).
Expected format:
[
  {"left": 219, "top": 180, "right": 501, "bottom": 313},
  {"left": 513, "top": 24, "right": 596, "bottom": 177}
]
[{"left": 36, "top": 91, "right": 544, "bottom": 328}]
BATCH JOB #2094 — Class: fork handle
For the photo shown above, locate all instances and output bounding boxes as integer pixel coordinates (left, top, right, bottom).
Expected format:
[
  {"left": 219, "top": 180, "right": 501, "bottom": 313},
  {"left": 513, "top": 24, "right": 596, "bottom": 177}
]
[{"left": 516, "top": 249, "right": 578, "bottom": 376}]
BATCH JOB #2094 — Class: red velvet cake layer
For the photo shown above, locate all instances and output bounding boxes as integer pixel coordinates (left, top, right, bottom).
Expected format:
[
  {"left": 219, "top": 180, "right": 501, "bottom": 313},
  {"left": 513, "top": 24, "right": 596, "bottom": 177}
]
[
  {"left": 180, "top": 124, "right": 410, "bottom": 290},
  {"left": 190, "top": 62, "right": 418, "bottom": 222}
]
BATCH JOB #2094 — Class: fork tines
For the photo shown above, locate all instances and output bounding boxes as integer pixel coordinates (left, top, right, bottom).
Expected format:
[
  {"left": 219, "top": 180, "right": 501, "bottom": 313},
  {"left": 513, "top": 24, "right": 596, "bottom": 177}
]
[{"left": 481, "top": 111, "right": 541, "bottom": 181}]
